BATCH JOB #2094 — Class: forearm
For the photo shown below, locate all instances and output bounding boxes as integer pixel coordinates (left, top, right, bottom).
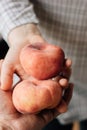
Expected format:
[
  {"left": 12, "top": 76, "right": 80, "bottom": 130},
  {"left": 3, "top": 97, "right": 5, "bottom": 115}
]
[{"left": 0, "top": 0, "right": 38, "bottom": 44}]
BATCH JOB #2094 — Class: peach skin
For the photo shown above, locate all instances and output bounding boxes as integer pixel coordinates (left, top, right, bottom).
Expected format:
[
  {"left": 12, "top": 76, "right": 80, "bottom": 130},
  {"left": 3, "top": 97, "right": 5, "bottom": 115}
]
[{"left": 20, "top": 42, "right": 65, "bottom": 80}]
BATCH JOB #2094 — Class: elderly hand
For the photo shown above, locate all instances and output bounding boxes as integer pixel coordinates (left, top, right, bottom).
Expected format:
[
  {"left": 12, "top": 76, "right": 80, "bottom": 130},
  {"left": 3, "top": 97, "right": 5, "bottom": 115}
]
[{"left": 0, "top": 60, "right": 73, "bottom": 130}]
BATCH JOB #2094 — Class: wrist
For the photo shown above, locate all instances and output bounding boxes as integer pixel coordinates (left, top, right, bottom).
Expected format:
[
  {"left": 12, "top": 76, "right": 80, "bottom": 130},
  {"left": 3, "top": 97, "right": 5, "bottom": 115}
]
[{"left": 8, "top": 23, "right": 45, "bottom": 48}]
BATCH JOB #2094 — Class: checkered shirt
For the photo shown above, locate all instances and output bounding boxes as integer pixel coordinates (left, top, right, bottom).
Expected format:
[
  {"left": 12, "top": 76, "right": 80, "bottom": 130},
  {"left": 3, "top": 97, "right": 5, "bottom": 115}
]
[{"left": 0, "top": 0, "right": 87, "bottom": 124}]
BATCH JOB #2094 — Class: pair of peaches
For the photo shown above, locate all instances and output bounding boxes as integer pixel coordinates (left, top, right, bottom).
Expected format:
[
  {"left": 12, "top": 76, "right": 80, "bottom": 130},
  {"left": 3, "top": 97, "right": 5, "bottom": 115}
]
[{"left": 13, "top": 42, "right": 67, "bottom": 114}]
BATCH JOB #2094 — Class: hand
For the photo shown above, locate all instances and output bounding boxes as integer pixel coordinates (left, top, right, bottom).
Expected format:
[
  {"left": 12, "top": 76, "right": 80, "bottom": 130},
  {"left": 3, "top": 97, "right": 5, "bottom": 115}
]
[
  {"left": 0, "top": 23, "right": 72, "bottom": 91},
  {"left": 0, "top": 85, "right": 73, "bottom": 130},
  {"left": 0, "top": 24, "right": 45, "bottom": 90},
  {"left": 0, "top": 61, "right": 73, "bottom": 130}
]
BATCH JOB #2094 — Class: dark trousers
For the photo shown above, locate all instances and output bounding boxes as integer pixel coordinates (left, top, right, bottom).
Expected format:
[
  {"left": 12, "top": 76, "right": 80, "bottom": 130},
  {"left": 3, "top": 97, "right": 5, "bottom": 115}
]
[
  {"left": 80, "top": 119, "right": 87, "bottom": 130},
  {"left": 43, "top": 118, "right": 87, "bottom": 130},
  {"left": 42, "top": 119, "right": 73, "bottom": 130}
]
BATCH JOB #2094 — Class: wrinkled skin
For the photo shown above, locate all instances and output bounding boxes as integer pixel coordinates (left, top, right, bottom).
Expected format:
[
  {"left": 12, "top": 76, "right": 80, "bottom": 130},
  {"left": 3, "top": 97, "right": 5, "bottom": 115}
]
[{"left": 0, "top": 60, "right": 73, "bottom": 130}]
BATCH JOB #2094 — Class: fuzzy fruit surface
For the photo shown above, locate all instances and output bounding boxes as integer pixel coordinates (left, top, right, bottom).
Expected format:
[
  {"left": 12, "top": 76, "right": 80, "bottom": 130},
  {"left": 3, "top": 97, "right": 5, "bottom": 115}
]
[
  {"left": 20, "top": 42, "right": 65, "bottom": 79},
  {"left": 12, "top": 77, "right": 62, "bottom": 114},
  {"left": 12, "top": 42, "right": 65, "bottom": 114}
]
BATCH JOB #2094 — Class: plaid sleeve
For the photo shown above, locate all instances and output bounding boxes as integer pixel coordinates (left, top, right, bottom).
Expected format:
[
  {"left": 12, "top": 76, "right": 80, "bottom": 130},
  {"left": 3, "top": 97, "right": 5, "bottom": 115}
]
[{"left": 0, "top": 0, "right": 39, "bottom": 43}]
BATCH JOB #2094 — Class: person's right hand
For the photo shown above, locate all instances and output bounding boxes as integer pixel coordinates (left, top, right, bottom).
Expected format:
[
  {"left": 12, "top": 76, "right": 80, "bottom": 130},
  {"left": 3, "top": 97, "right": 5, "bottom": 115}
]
[
  {"left": 0, "top": 23, "right": 72, "bottom": 94},
  {"left": 0, "top": 24, "right": 45, "bottom": 90}
]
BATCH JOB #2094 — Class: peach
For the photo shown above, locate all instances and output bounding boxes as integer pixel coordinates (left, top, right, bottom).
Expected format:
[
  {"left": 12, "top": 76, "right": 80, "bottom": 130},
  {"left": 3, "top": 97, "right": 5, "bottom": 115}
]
[
  {"left": 12, "top": 42, "right": 65, "bottom": 114},
  {"left": 20, "top": 42, "right": 65, "bottom": 80},
  {"left": 12, "top": 77, "right": 62, "bottom": 114}
]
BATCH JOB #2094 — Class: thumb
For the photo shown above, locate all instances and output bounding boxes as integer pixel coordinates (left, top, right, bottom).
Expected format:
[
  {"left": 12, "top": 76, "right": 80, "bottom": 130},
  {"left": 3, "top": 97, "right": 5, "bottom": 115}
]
[{"left": 1, "top": 61, "right": 14, "bottom": 90}]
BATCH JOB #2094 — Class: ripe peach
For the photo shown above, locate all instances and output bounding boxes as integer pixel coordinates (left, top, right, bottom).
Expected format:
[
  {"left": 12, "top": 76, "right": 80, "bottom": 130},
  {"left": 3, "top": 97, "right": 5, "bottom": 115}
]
[
  {"left": 12, "top": 42, "right": 65, "bottom": 114},
  {"left": 12, "top": 77, "right": 62, "bottom": 114},
  {"left": 20, "top": 42, "right": 65, "bottom": 80}
]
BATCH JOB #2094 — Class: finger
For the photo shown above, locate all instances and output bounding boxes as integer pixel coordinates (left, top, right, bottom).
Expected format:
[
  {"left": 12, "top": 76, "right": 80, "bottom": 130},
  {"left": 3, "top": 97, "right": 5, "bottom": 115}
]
[
  {"left": 1, "top": 61, "right": 14, "bottom": 90},
  {"left": 59, "top": 58, "right": 72, "bottom": 80},
  {"left": 15, "top": 64, "right": 29, "bottom": 80},
  {"left": 37, "top": 109, "right": 60, "bottom": 126},
  {"left": 38, "top": 100, "right": 68, "bottom": 125},
  {"left": 65, "top": 58, "right": 72, "bottom": 68},
  {"left": 59, "top": 78, "right": 68, "bottom": 88},
  {"left": 55, "top": 83, "right": 73, "bottom": 114},
  {"left": 52, "top": 76, "right": 68, "bottom": 89},
  {"left": 56, "top": 99, "right": 68, "bottom": 113},
  {"left": 63, "top": 83, "right": 74, "bottom": 105}
]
